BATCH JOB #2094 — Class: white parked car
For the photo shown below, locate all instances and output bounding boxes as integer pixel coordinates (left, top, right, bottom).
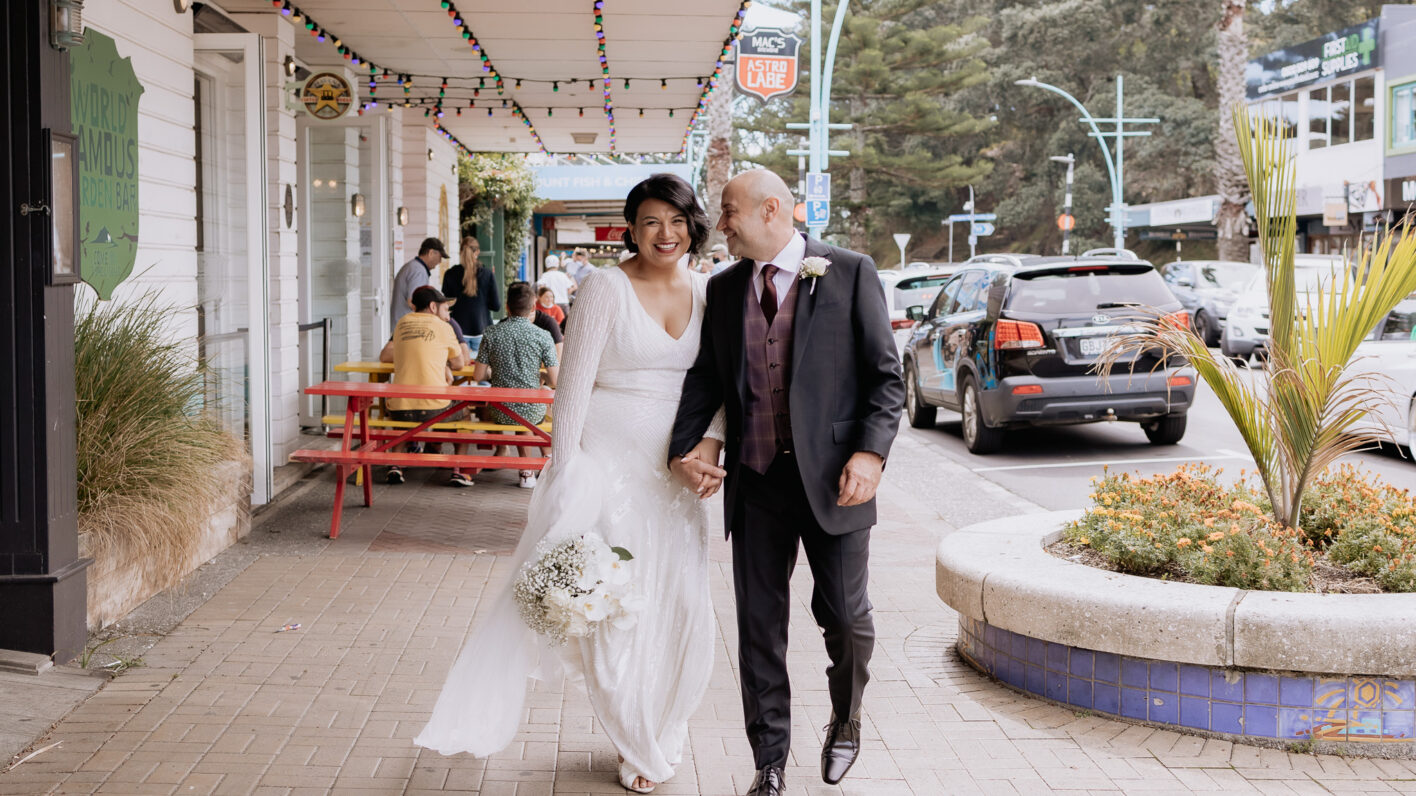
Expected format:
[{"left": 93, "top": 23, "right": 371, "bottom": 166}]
[
  {"left": 1349, "top": 295, "right": 1416, "bottom": 451},
  {"left": 1221, "top": 254, "right": 1346, "bottom": 362},
  {"left": 878, "top": 264, "right": 955, "bottom": 329}
]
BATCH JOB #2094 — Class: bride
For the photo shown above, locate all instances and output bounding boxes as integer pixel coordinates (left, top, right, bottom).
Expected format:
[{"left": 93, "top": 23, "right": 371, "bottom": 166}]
[{"left": 414, "top": 173, "right": 726, "bottom": 793}]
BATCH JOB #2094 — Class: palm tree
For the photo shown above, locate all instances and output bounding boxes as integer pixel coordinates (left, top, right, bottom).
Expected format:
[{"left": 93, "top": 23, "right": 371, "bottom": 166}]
[
  {"left": 1099, "top": 108, "right": 1416, "bottom": 529},
  {"left": 1214, "top": 0, "right": 1250, "bottom": 262}
]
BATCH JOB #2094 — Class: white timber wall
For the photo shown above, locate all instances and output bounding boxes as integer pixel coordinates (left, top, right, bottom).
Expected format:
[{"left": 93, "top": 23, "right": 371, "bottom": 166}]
[{"left": 400, "top": 118, "right": 459, "bottom": 284}]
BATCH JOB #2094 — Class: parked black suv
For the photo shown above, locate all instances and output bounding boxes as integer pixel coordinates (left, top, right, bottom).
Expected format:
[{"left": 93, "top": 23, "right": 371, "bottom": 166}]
[{"left": 901, "top": 250, "right": 1196, "bottom": 453}]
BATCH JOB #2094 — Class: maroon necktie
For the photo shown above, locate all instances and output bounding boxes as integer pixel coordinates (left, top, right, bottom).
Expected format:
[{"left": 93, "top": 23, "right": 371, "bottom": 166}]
[{"left": 760, "top": 264, "right": 780, "bottom": 325}]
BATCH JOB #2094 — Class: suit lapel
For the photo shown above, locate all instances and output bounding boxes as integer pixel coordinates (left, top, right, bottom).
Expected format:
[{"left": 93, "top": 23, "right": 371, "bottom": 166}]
[
  {"left": 791, "top": 235, "right": 830, "bottom": 376},
  {"left": 722, "top": 258, "right": 754, "bottom": 402}
]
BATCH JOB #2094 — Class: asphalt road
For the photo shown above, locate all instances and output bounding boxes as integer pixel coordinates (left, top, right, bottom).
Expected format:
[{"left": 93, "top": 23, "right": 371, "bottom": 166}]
[{"left": 897, "top": 368, "right": 1416, "bottom": 511}]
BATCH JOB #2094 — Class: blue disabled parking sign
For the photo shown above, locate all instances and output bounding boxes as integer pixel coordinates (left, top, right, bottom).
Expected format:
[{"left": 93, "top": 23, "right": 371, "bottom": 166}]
[{"left": 805, "top": 172, "right": 830, "bottom": 226}]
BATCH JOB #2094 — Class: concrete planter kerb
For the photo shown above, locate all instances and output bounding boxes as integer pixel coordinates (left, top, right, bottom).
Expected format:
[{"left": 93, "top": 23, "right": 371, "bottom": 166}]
[{"left": 937, "top": 511, "right": 1416, "bottom": 755}]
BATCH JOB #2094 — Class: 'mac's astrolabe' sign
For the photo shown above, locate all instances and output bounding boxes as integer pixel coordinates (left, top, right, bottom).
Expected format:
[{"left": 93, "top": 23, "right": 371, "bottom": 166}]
[
  {"left": 736, "top": 28, "right": 801, "bottom": 102},
  {"left": 302, "top": 72, "right": 354, "bottom": 120}
]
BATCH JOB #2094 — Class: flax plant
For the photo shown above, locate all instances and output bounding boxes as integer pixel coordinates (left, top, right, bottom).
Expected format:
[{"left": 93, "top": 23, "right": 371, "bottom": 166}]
[{"left": 1098, "top": 107, "right": 1416, "bottom": 530}]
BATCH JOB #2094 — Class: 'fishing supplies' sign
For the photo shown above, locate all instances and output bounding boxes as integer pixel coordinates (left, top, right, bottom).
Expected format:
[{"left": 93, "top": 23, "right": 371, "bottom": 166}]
[
  {"left": 70, "top": 29, "right": 144, "bottom": 300},
  {"left": 736, "top": 28, "right": 801, "bottom": 103}
]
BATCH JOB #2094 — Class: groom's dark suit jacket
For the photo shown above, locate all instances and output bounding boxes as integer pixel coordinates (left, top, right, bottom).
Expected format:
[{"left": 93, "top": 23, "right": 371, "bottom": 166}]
[{"left": 670, "top": 234, "right": 905, "bottom": 536}]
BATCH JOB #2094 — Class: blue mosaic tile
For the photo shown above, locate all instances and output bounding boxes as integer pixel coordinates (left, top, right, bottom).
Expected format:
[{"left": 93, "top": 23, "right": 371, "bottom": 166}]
[
  {"left": 1150, "top": 662, "right": 1178, "bottom": 693},
  {"left": 1279, "top": 677, "right": 1312, "bottom": 708},
  {"left": 1179, "top": 665, "right": 1209, "bottom": 697},
  {"left": 1349, "top": 710, "right": 1383, "bottom": 741},
  {"left": 1314, "top": 678, "right": 1347, "bottom": 711},
  {"left": 1383, "top": 710, "right": 1414, "bottom": 740},
  {"left": 1212, "top": 701, "right": 1243, "bottom": 734},
  {"left": 984, "top": 623, "right": 999, "bottom": 649},
  {"left": 1094, "top": 652, "right": 1119, "bottom": 684},
  {"left": 1149, "top": 692, "right": 1178, "bottom": 724},
  {"left": 1069, "top": 650, "right": 1094, "bottom": 679},
  {"left": 1121, "top": 687, "right": 1147, "bottom": 720},
  {"left": 1121, "top": 658, "right": 1148, "bottom": 689},
  {"left": 1027, "top": 637, "right": 1046, "bottom": 666},
  {"left": 1348, "top": 678, "right": 1390, "bottom": 712},
  {"left": 1000, "top": 657, "right": 1023, "bottom": 687},
  {"left": 1026, "top": 665, "right": 1044, "bottom": 695},
  {"left": 1245, "top": 704, "right": 1278, "bottom": 738},
  {"left": 1069, "top": 677, "right": 1093, "bottom": 709},
  {"left": 1095, "top": 684, "right": 1119, "bottom": 715},
  {"left": 1212, "top": 670, "right": 1243, "bottom": 702},
  {"left": 1046, "top": 642, "right": 1068, "bottom": 672},
  {"left": 1278, "top": 707, "right": 1313, "bottom": 739},
  {"left": 1246, "top": 673, "right": 1279, "bottom": 705},
  {"left": 1385, "top": 680, "right": 1415, "bottom": 710},
  {"left": 1045, "top": 670, "right": 1067, "bottom": 702},
  {"left": 1180, "top": 696, "right": 1209, "bottom": 730}
]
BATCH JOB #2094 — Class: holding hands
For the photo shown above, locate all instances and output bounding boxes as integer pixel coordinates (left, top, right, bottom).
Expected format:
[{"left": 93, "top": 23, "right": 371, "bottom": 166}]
[{"left": 671, "top": 438, "right": 726, "bottom": 499}]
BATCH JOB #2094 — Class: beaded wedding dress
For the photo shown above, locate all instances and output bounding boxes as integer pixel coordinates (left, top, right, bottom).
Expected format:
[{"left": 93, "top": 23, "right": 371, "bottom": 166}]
[{"left": 415, "top": 266, "right": 722, "bottom": 786}]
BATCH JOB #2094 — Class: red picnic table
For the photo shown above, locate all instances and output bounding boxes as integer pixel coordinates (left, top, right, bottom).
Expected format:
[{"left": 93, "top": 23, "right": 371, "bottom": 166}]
[{"left": 291, "top": 381, "right": 554, "bottom": 538}]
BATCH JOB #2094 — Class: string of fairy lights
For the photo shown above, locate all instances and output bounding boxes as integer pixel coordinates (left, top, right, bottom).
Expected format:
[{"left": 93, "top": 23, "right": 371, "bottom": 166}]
[{"left": 272, "top": 0, "right": 755, "bottom": 155}]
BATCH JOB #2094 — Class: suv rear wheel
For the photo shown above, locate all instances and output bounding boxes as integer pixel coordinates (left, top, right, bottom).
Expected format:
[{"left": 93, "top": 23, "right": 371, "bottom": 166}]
[
  {"left": 905, "top": 363, "right": 937, "bottom": 429},
  {"left": 960, "top": 376, "right": 1003, "bottom": 454},
  {"left": 1143, "top": 414, "right": 1187, "bottom": 445}
]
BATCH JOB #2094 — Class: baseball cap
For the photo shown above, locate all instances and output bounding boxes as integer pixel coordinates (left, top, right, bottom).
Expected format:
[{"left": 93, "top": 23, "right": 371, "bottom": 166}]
[
  {"left": 411, "top": 285, "right": 454, "bottom": 310},
  {"left": 545, "top": 254, "right": 561, "bottom": 269},
  {"left": 710, "top": 243, "right": 729, "bottom": 255},
  {"left": 418, "top": 237, "right": 449, "bottom": 258}
]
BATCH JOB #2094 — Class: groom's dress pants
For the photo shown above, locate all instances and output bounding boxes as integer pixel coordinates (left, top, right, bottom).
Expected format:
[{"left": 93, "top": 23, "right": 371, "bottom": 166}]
[{"left": 731, "top": 451, "right": 874, "bottom": 771}]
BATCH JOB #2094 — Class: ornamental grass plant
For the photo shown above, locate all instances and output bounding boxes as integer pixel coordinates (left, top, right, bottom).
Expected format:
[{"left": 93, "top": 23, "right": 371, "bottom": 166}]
[{"left": 76, "top": 296, "right": 246, "bottom": 597}]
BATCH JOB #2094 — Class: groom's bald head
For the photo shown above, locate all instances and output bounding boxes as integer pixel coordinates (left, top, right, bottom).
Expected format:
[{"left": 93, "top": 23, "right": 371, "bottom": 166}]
[{"left": 718, "top": 169, "right": 798, "bottom": 262}]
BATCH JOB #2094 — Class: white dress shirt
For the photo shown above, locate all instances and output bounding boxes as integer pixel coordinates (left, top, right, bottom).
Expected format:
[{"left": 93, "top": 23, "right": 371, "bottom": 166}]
[{"left": 751, "top": 232, "right": 806, "bottom": 310}]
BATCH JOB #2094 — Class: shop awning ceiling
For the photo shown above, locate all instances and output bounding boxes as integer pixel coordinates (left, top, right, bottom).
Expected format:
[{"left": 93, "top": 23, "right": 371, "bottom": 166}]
[{"left": 219, "top": 0, "right": 746, "bottom": 154}]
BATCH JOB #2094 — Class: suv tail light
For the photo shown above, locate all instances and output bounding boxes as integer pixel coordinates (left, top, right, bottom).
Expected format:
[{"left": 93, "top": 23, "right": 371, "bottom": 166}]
[
  {"left": 995, "top": 319, "right": 1045, "bottom": 350},
  {"left": 1162, "top": 311, "right": 1191, "bottom": 330}
]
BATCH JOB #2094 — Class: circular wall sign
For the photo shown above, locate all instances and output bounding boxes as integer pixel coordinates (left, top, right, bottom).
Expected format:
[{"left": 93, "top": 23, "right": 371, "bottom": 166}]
[{"left": 301, "top": 72, "right": 353, "bottom": 120}]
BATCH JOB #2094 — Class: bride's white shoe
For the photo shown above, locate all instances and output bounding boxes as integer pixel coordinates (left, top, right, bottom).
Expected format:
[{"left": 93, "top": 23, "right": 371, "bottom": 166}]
[{"left": 618, "top": 758, "right": 656, "bottom": 793}]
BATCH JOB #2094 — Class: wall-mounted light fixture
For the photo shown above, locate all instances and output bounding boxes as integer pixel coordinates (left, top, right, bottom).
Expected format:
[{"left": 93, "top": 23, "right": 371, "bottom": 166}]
[
  {"left": 173, "top": 0, "right": 193, "bottom": 12},
  {"left": 396, "top": 206, "right": 409, "bottom": 226},
  {"left": 426, "top": 148, "right": 435, "bottom": 161},
  {"left": 283, "top": 55, "right": 297, "bottom": 78},
  {"left": 50, "top": 0, "right": 86, "bottom": 51},
  {"left": 350, "top": 193, "right": 366, "bottom": 219}
]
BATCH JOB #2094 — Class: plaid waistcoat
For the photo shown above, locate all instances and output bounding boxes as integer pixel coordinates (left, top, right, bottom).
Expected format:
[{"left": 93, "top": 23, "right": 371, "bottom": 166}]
[{"left": 741, "top": 269, "right": 799, "bottom": 474}]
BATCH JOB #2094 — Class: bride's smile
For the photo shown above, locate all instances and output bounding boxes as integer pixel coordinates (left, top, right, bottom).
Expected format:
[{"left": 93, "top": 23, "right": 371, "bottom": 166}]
[{"left": 630, "top": 197, "right": 692, "bottom": 268}]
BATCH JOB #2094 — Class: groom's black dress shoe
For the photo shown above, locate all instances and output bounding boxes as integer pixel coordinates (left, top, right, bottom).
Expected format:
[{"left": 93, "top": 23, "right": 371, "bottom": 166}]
[
  {"left": 746, "top": 765, "right": 785, "bottom": 796},
  {"left": 821, "top": 714, "right": 862, "bottom": 784}
]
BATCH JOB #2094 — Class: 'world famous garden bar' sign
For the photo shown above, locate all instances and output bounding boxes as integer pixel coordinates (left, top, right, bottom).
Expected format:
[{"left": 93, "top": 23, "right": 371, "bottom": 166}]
[
  {"left": 1246, "top": 19, "right": 1380, "bottom": 100},
  {"left": 70, "top": 30, "right": 144, "bottom": 300}
]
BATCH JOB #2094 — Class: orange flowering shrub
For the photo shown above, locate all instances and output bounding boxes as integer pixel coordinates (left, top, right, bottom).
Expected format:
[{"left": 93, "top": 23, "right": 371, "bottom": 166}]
[
  {"left": 1064, "top": 463, "right": 1311, "bottom": 591},
  {"left": 1314, "top": 465, "right": 1416, "bottom": 591}
]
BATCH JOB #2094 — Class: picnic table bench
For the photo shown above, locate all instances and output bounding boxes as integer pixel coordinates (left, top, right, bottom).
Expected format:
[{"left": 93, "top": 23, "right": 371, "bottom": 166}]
[{"left": 291, "top": 381, "right": 554, "bottom": 538}]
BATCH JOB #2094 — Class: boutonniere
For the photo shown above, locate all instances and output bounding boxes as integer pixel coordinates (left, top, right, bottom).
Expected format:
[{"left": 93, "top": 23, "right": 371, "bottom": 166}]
[{"left": 799, "top": 256, "right": 832, "bottom": 294}]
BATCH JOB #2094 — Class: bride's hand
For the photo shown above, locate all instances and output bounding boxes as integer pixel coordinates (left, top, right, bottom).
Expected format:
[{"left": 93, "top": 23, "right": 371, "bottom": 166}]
[{"left": 670, "top": 439, "right": 726, "bottom": 498}]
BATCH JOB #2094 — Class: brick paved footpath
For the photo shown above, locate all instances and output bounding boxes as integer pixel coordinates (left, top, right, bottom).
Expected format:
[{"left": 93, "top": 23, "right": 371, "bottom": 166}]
[{"left": 5, "top": 431, "right": 1416, "bottom": 795}]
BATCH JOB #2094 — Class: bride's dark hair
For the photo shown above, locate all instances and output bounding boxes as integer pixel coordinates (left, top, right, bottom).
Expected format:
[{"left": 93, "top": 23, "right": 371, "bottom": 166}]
[{"left": 622, "top": 173, "right": 711, "bottom": 256}]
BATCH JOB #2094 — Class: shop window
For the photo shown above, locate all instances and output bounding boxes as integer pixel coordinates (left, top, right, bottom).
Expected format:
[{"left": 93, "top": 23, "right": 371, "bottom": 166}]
[
  {"left": 1280, "top": 92, "right": 1299, "bottom": 139},
  {"left": 1354, "top": 76, "right": 1375, "bottom": 142},
  {"left": 1395, "top": 83, "right": 1416, "bottom": 148},
  {"left": 1331, "top": 81, "right": 1351, "bottom": 146},
  {"left": 1308, "top": 85, "right": 1329, "bottom": 149}
]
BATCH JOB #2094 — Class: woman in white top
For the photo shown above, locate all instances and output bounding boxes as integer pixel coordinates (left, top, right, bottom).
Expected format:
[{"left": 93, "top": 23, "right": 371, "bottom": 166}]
[{"left": 415, "top": 174, "right": 724, "bottom": 794}]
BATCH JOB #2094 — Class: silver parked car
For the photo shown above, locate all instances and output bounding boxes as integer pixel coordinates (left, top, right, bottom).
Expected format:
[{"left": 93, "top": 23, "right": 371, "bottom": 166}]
[
  {"left": 1158, "top": 260, "right": 1259, "bottom": 346},
  {"left": 1220, "top": 254, "right": 1346, "bottom": 363}
]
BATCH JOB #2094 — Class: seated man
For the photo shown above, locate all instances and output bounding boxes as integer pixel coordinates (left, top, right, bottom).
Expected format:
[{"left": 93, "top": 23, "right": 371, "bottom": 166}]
[
  {"left": 378, "top": 285, "right": 471, "bottom": 487},
  {"left": 475, "top": 282, "right": 559, "bottom": 489}
]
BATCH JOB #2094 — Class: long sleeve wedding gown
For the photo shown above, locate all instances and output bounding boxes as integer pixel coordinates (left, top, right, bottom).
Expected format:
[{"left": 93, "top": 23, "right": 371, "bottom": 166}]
[{"left": 415, "top": 266, "right": 722, "bottom": 785}]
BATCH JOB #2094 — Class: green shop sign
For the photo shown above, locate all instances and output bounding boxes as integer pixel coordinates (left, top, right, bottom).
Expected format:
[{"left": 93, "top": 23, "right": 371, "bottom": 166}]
[{"left": 70, "top": 30, "right": 144, "bottom": 300}]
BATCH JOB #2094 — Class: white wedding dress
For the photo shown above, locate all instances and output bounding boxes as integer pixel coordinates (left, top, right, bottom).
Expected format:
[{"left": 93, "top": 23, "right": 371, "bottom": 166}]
[{"left": 415, "top": 266, "right": 722, "bottom": 786}]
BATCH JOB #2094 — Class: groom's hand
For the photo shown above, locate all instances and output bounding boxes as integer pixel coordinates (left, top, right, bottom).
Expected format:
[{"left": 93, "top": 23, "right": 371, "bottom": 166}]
[
  {"left": 837, "top": 451, "right": 884, "bottom": 507},
  {"left": 670, "top": 439, "right": 726, "bottom": 498}
]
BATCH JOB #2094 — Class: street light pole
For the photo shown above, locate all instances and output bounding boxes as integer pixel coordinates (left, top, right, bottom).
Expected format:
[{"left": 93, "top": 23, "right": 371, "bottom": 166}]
[
  {"left": 1050, "top": 153, "right": 1075, "bottom": 255},
  {"left": 1015, "top": 75, "right": 1158, "bottom": 250}
]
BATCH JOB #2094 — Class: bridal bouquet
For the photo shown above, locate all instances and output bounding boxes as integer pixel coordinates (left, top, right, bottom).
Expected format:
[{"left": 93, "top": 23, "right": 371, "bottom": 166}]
[{"left": 512, "top": 533, "right": 644, "bottom": 645}]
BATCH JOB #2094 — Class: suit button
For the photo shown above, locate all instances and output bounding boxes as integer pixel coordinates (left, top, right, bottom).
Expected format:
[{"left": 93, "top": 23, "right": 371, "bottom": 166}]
[
  {"left": 768, "top": 338, "right": 776, "bottom": 344},
  {"left": 770, "top": 362, "right": 779, "bottom": 369}
]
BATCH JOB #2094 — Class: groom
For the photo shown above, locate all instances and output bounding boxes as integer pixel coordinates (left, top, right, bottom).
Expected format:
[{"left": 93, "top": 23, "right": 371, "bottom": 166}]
[{"left": 669, "top": 170, "right": 904, "bottom": 795}]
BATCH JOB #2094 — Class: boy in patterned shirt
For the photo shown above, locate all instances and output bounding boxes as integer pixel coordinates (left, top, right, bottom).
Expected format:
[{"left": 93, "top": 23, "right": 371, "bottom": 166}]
[{"left": 474, "top": 282, "right": 559, "bottom": 488}]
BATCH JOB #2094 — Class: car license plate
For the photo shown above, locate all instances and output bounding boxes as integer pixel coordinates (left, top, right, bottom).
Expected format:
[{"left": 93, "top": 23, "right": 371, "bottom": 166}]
[{"left": 1079, "top": 336, "right": 1108, "bottom": 356}]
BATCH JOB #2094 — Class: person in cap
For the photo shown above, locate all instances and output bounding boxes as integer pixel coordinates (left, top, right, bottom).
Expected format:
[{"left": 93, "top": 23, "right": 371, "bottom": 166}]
[
  {"left": 569, "top": 246, "right": 597, "bottom": 286},
  {"left": 391, "top": 237, "right": 449, "bottom": 333},
  {"left": 537, "top": 253, "right": 574, "bottom": 318},
  {"left": 708, "top": 242, "right": 734, "bottom": 275},
  {"left": 378, "top": 285, "right": 472, "bottom": 486}
]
